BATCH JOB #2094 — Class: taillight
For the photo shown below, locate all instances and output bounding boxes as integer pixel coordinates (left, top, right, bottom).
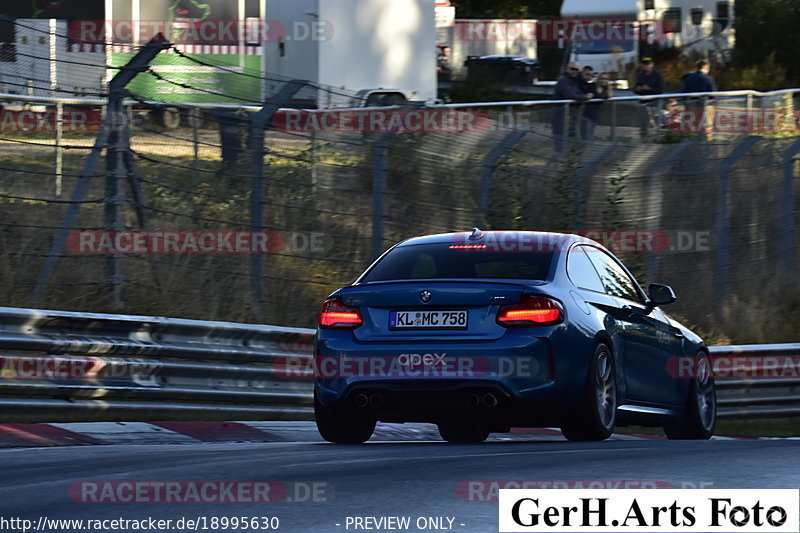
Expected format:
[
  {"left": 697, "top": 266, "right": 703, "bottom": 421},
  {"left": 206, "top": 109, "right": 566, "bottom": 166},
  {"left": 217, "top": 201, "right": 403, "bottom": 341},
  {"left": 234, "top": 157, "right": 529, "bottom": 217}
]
[
  {"left": 497, "top": 297, "right": 563, "bottom": 327},
  {"left": 319, "top": 297, "right": 363, "bottom": 330}
]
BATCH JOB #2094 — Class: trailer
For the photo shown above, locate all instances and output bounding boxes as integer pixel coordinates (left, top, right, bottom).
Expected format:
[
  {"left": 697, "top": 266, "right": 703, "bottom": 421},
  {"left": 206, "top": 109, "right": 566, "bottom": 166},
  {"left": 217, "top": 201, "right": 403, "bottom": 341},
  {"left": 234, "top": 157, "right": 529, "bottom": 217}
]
[
  {"left": 560, "top": 0, "right": 735, "bottom": 79},
  {"left": 0, "top": 0, "right": 438, "bottom": 111},
  {"left": 261, "top": 0, "right": 437, "bottom": 108}
]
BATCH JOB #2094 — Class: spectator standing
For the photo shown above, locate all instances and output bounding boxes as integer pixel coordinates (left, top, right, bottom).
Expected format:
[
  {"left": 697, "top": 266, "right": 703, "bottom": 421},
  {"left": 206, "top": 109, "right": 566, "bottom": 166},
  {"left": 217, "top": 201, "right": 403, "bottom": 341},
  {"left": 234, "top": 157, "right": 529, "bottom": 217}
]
[
  {"left": 436, "top": 45, "right": 453, "bottom": 82},
  {"left": 633, "top": 57, "right": 665, "bottom": 137},
  {"left": 552, "top": 61, "right": 592, "bottom": 153},
  {"left": 581, "top": 70, "right": 613, "bottom": 143},
  {"left": 681, "top": 60, "right": 716, "bottom": 139},
  {"left": 633, "top": 57, "right": 665, "bottom": 96},
  {"left": 681, "top": 60, "right": 716, "bottom": 93}
]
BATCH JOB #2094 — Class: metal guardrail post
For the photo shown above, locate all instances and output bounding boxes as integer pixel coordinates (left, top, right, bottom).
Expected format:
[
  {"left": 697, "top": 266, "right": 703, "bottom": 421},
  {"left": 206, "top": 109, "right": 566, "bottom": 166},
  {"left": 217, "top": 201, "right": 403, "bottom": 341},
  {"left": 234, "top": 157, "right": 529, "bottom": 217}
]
[
  {"left": 715, "top": 136, "right": 762, "bottom": 305},
  {"left": 371, "top": 132, "right": 393, "bottom": 260},
  {"left": 247, "top": 80, "right": 307, "bottom": 320},
  {"left": 479, "top": 130, "right": 527, "bottom": 226}
]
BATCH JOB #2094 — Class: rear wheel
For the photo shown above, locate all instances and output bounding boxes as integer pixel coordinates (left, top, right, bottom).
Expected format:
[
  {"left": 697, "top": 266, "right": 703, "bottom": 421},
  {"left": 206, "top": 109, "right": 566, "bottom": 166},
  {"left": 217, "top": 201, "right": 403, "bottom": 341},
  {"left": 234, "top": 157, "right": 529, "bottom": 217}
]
[
  {"left": 437, "top": 422, "right": 489, "bottom": 443},
  {"left": 664, "top": 353, "right": 716, "bottom": 440},
  {"left": 561, "top": 343, "right": 617, "bottom": 441},
  {"left": 314, "top": 391, "right": 375, "bottom": 444}
]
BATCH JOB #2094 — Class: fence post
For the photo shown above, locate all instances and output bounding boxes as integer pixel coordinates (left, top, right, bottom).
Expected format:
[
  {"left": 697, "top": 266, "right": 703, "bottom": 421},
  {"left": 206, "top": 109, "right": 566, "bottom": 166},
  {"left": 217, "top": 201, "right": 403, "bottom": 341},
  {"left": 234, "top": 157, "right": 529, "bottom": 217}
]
[
  {"left": 246, "top": 80, "right": 307, "bottom": 320},
  {"left": 479, "top": 130, "right": 527, "bottom": 226},
  {"left": 610, "top": 100, "right": 616, "bottom": 141},
  {"left": 715, "top": 136, "right": 761, "bottom": 305},
  {"left": 30, "top": 35, "right": 170, "bottom": 309},
  {"left": 643, "top": 140, "right": 695, "bottom": 282},
  {"left": 570, "top": 142, "right": 620, "bottom": 230},
  {"left": 55, "top": 101, "right": 63, "bottom": 197},
  {"left": 782, "top": 139, "right": 800, "bottom": 274},
  {"left": 192, "top": 107, "right": 200, "bottom": 171},
  {"left": 371, "top": 132, "right": 394, "bottom": 260},
  {"left": 104, "top": 92, "right": 127, "bottom": 310}
]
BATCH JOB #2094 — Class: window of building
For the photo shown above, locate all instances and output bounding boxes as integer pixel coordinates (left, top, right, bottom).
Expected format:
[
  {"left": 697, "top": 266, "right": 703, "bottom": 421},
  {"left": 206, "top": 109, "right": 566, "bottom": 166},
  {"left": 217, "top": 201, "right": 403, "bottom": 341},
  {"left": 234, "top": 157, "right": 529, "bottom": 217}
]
[{"left": 662, "top": 8, "right": 682, "bottom": 33}]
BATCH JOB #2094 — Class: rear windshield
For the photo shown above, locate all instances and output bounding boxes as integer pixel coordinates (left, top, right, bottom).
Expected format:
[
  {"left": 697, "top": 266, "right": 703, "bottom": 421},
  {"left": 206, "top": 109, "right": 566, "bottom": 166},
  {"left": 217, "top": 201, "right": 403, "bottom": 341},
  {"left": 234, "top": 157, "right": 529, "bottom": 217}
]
[{"left": 360, "top": 243, "right": 553, "bottom": 282}]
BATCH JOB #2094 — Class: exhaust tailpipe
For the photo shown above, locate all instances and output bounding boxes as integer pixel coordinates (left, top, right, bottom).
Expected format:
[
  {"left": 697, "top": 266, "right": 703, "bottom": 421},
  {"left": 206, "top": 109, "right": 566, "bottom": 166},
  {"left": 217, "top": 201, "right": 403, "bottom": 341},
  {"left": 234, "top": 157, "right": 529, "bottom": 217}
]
[
  {"left": 369, "top": 394, "right": 384, "bottom": 408},
  {"left": 482, "top": 393, "right": 499, "bottom": 408},
  {"left": 354, "top": 393, "right": 369, "bottom": 408}
]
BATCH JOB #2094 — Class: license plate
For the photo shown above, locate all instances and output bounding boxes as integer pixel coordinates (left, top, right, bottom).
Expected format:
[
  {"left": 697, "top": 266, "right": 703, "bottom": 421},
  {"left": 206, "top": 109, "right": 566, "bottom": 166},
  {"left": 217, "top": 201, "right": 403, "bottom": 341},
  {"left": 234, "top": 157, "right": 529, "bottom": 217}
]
[{"left": 389, "top": 310, "right": 468, "bottom": 329}]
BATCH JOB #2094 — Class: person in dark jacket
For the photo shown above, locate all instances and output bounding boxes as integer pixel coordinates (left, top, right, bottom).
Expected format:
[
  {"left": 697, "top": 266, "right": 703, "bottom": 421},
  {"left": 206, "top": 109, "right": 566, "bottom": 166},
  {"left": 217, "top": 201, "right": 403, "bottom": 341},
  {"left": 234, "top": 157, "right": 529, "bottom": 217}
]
[
  {"left": 436, "top": 45, "right": 453, "bottom": 82},
  {"left": 681, "top": 60, "right": 716, "bottom": 139},
  {"left": 681, "top": 60, "right": 716, "bottom": 93},
  {"left": 552, "top": 61, "right": 592, "bottom": 153},
  {"left": 580, "top": 69, "right": 612, "bottom": 143},
  {"left": 634, "top": 57, "right": 665, "bottom": 137},
  {"left": 633, "top": 57, "right": 665, "bottom": 96}
]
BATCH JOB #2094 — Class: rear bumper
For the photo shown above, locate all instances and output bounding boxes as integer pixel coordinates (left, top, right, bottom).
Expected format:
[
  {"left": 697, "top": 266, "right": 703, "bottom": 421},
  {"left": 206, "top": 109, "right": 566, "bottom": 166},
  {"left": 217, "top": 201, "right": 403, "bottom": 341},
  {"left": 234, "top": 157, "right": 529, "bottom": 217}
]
[
  {"left": 316, "top": 380, "right": 568, "bottom": 427},
  {"left": 315, "top": 329, "right": 593, "bottom": 420}
]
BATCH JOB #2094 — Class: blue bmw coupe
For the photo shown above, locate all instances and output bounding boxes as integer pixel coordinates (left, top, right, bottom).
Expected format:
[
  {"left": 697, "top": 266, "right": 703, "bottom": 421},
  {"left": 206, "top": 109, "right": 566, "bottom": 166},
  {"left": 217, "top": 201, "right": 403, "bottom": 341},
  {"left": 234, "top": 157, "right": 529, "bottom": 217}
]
[{"left": 314, "top": 230, "right": 716, "bottom": 443}]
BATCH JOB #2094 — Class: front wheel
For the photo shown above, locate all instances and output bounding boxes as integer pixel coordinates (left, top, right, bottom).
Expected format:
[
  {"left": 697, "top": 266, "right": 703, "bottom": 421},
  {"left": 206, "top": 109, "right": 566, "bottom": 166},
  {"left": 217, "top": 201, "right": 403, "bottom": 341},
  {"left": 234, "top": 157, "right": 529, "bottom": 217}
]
[
  {"left": 561, "top": 343, "right": 617, "bottom": 441},
  {"left": 314, "top": 391, "right": 375, "bottom": 444},
  {"left": 664, "top": 354, "right": 716, "bottom": 440}
]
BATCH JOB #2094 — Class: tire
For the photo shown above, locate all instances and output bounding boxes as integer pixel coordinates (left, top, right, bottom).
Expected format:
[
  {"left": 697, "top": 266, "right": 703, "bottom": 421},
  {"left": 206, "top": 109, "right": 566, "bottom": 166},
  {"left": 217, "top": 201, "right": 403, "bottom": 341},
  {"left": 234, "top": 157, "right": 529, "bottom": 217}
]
[
  {"left": 437, "top": 422, "right": 489, "bottom": 443},
  {"left": 561, "top": 343, "right": 617, "bottom": 441},
  {"left": 314, "top": 390, "right": 375, "bottom": 444},
  {"left": 664, "top": 354, "right": 716, "bottom": 440}
]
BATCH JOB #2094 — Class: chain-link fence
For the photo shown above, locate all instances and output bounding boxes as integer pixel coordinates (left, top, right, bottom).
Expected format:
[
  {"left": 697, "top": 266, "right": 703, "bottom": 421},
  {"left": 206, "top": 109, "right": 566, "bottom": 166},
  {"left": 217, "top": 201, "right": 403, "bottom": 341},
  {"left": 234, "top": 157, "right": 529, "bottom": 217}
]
[{"left": 1, "top": 27, "right": 799, "bottom": 341}]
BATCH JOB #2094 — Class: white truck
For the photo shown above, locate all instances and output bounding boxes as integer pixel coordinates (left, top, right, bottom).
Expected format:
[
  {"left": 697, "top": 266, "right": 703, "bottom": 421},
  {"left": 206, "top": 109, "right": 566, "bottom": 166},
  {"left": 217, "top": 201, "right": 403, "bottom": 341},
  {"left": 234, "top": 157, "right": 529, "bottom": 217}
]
[
  {"left": 0, "top": 0, "right": 438, "bottom": 109},
  {"left": 262, "top": 0, "right": 437, "bottom": 108},
  {"left": 0, "top": 18, "right": 106, "bottom": 99},
  {"left": 560, "top": 0, "right": 735, "bottom": 79}
]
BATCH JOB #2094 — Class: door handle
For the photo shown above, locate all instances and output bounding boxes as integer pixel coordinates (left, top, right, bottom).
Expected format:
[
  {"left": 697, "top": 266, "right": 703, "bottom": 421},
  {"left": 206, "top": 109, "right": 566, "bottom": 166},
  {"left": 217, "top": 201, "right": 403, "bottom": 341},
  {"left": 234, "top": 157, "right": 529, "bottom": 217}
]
[{"left": 673, "top": 330, "right": 684, "bottom": 338}]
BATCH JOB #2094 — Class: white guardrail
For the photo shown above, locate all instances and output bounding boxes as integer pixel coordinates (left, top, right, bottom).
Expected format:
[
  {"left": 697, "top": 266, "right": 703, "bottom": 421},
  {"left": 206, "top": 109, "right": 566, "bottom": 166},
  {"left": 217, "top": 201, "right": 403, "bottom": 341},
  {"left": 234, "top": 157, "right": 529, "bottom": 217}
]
[
  {"left": 1, "top": 87, "right": 798, "bottom": 113},
  {"left": 0, "top": 306, "right": 797, "bottom": 423}
]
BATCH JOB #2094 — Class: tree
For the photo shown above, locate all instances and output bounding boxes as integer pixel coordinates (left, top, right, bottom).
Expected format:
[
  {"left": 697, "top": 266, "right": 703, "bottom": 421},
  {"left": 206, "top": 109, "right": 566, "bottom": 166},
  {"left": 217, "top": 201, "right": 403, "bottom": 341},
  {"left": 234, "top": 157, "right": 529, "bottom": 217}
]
[{"left": 734, "top": 0, "right": 800, "bottom": 83}]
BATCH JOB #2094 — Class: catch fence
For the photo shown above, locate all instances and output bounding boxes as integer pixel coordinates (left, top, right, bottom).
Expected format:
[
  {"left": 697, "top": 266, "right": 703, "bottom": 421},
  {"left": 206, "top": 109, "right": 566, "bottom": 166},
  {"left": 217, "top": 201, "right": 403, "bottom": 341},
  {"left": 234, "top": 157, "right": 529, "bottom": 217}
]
[{"left": 0, "top": 25, "right": 798, "bottom": 338}]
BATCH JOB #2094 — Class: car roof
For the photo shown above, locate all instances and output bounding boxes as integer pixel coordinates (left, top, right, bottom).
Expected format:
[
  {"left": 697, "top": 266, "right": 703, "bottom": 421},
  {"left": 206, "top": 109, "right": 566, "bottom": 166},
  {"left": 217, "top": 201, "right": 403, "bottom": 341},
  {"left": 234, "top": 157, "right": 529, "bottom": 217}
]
[{"left": 396, "top": 230, "right": 601, "bottom": 251}]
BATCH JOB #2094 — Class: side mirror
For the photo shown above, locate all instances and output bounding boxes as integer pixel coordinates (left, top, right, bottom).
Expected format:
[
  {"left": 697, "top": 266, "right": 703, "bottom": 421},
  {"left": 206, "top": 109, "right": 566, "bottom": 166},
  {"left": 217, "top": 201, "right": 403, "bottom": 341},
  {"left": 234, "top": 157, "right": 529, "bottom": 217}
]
[{"left": 648, "top": 283, "right": 677, "bottom": 306}]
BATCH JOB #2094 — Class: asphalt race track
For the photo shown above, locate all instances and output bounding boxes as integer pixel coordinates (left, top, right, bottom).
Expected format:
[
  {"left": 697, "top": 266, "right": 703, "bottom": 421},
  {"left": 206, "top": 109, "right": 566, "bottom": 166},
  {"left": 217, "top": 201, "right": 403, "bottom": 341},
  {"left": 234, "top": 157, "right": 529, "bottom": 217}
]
[{"left": 1, "top": 429, "right": 798, "bottom": 532}]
